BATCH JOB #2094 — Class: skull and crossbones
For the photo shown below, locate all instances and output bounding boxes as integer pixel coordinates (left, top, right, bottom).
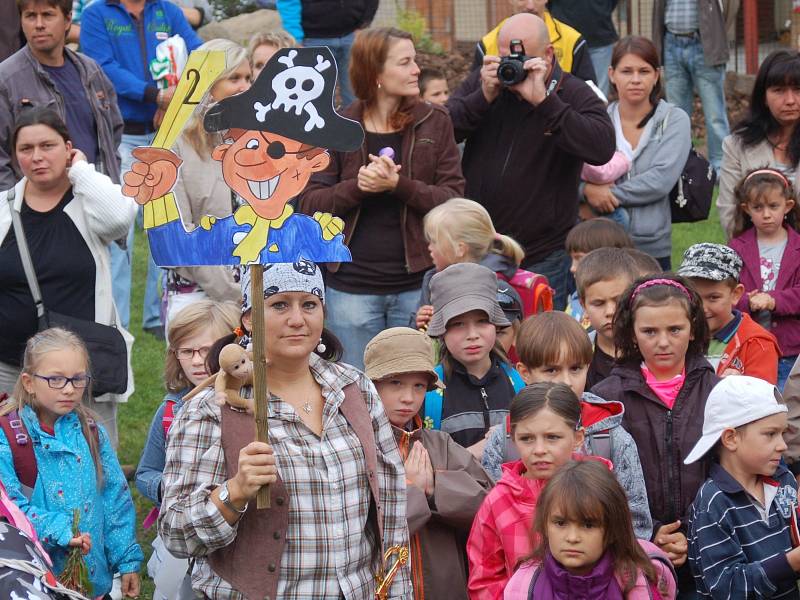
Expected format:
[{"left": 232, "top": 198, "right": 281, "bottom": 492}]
[{"left": 253, "top": 50, "right": 331, "bottom": 132}]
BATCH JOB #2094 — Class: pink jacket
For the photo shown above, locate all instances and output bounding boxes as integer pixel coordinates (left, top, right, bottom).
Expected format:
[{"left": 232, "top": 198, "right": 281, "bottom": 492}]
[
  {"left": 729, "top": 226, "right": 800, "bottom": 356},
  {"left": 503, "top": 540, "right": 677, "bottom": 599},
  {"left": 581, "top": 150, "right": 631, "bottom": 185},
  {"left": 467, "top": 460, "right": 546, "bottom": 600}
]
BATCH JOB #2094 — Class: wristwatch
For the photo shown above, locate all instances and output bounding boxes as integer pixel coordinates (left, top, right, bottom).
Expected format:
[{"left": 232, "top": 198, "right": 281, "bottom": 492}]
[{"left": 219, "top": 480, "right": 248, "bottom": 514}]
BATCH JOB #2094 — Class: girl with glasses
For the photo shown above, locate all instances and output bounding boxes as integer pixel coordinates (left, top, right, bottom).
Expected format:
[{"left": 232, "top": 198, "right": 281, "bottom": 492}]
[
  {"left": 135, "top": 300, "right": 239, "bottom": 600},
  {"left": 0, "top": 327, "right": 142, "bottom": 598}
]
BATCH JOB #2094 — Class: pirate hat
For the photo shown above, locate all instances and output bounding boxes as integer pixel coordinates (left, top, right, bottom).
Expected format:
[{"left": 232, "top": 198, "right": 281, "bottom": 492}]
[{"left": 204, "top": 46, "right": 363, "bottom": 152}]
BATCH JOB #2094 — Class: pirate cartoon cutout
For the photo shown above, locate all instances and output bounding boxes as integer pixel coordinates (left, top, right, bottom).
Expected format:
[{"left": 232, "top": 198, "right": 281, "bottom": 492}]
[{"left": 121, "top": 47, "right": 363, "bottom": 265}]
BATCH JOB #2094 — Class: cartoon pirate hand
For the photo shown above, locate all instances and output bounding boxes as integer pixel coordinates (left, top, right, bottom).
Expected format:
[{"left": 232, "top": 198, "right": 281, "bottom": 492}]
[
  {"left": 122, "top": 147, "right": 183, "bottom": 205},
  {"left": 313, "top": 212, "right": 344, "bottom": 241},
  {"left": 200, "top": 215, "right": 217, "bottom": 230}
]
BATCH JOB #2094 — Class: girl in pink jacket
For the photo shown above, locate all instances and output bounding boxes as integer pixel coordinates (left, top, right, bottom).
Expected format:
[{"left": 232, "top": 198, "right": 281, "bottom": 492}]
[
  {"left": 504, "top": 460, "right": 676, "bottom": 599},
  {"left": 466, "top": 382, "right": 599, "bottom": 599}
]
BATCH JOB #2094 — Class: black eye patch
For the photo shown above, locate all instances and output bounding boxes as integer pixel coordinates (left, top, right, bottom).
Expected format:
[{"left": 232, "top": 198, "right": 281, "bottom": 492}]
[{"left": 267, "top": 141, "right": 286, "bottom": 159}]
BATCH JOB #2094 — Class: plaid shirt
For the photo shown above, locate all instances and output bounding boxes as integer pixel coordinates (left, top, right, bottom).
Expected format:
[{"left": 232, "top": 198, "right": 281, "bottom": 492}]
[
  {"left": 665, "top": 0, "right": 699, "bottom": 34},
  {"left": 159, "top": 354, "right": 412, "bottom": 599}
]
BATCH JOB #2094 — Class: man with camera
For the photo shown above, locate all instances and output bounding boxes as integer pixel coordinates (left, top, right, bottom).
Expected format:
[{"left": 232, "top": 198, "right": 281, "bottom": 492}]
[{"left": 447, "top": 13, "right": 614, "bottom": 309}]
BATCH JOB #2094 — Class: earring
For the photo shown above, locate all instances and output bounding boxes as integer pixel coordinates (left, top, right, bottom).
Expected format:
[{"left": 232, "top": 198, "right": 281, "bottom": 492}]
[
  {"left": 317, "top": 338, "right": 327, "bottom": 353},
  {"left": 377, "top": 82, "right": 382, "bottom": 89}
]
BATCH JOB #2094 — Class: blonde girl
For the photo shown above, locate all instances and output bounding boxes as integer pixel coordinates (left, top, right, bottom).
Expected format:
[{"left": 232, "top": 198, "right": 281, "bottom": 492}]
[
  {"left": 248, "top": 30, "right": 296, "bottom": 81},
  {"left": 417, "top": 197, "right": 524, "bottom": 329},
  {"left": 136, "top": 300, "right": 239, "bottom": 600},
  {"left": 504, "top": 460, "right": 677, "bottom": 599},
  {"left": 0, "top": 328, "right": 142, "bottom": 598},
  {"left": 730, "top": 168, "right": 800, "bottom": 390}
]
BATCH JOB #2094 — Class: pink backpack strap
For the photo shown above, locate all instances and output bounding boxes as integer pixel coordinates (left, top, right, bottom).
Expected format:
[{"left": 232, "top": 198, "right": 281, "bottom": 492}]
[
  {"left": 504, "top": 562, "right": 538, "bottom": 600},
  {"left": 162, "top": 399, "right": 176, "bottom": 439}
]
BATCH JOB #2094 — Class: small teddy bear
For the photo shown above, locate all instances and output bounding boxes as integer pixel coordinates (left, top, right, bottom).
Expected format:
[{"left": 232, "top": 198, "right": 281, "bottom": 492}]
[{"left": 183, "top": 343, "right": 254, "bottom": 412}]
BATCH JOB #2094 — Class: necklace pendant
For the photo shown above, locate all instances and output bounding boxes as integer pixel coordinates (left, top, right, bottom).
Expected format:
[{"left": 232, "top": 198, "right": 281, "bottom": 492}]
[{"left": 303, "top": 402, "right": 313, "bottom": 414}]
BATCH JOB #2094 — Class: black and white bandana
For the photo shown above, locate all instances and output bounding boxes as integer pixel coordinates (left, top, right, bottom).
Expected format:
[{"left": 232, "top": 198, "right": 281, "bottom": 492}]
[
  {"left": 677, "top": 243, "right": 743, "bottom": 281},
  {"left": 236, "top": 260, "right": 325, "bottom": 314}
]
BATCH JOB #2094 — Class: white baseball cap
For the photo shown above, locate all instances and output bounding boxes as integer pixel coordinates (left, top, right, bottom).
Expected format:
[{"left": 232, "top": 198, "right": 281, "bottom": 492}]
[{"left": 684, "top": 376, "right": 787, "bottom": 464}]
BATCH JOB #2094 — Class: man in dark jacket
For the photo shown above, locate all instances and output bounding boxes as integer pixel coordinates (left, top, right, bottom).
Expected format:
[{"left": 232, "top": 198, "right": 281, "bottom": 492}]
[
  {"left": 447, "top": 13, "right": 615, "bottom": 309},
  {"left": 277, "top": 0, "right": 378, "bottom": 107},
  {"left": 0, "top": 0, "right": 122, "bottom": 190}
]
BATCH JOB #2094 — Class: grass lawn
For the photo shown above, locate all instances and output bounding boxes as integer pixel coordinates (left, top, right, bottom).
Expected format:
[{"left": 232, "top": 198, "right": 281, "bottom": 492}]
[{"left": 118, "top": 200, "right": 726, "bottom": 598}]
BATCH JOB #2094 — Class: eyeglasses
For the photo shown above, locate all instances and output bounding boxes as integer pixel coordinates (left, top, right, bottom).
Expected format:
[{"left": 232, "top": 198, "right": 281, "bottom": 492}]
[
  {"left": 174, "top": 346, "right": 211, "bottom": 361},
  {"left": 34, "top": 374, "right": 91, "bottom": 389}
]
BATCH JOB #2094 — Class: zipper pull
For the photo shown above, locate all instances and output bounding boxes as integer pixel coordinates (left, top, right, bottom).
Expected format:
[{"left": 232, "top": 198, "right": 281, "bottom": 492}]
[{"left": 480, "top": 387, "right": 489, "bottom": 410}]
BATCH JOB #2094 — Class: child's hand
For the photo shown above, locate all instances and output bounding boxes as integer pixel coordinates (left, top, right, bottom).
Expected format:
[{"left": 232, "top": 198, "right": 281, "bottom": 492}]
[
  {"left": 121, "top": 572, "right": 140, "bottom": 598},
  {"left": 404, "top": 441, "right": 435, "bottom": 496},
  {"left": 416, "top": 305, "right": 434, "bottom": 330},
  {"left": 68, "top": 532, "right": 91, "bottom": 555},
  {"left": 748, "top": 291, "right": 775, "bottom": 312},
  {"left": 655, "top": 521, "right": 687, "bottom": 566}
]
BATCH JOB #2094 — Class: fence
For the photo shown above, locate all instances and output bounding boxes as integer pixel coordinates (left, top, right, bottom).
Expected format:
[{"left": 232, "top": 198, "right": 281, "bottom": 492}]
[{"left": 373, "top": 0, "right": 795, "bottom": 73}]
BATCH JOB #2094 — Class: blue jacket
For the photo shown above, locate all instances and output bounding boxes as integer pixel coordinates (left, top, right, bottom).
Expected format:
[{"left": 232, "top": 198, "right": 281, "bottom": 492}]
[
  {"left": 0, "top": 406, "right": 143, "bottom": 596},
  {"left": 688, "top": 462, "right": 800, "bottom": 599},
  {"left": 135, "top": 390, "right": 187, "bottom": 505},
  {"left": 80, "top": 0, "right": 202, "bottom": 123},
  {"left": 147, "top": 211, "right": 351, "bottom": 266}
]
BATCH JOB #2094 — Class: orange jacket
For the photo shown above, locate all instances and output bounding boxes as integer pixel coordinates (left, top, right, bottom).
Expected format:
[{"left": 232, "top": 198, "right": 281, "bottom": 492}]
[{"left": 717, "top": 313, "right": 780, "bottom": 384}]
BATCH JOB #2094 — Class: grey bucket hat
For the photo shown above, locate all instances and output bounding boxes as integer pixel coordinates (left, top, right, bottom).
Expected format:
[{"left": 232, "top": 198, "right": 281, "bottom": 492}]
[{"left": 427, "top": 263, "right": 511, "bottom": 337}]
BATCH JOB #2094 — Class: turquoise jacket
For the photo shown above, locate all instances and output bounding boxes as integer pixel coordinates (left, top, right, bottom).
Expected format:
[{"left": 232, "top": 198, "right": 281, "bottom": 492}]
[{"left": 0, "top": 405, "right": 143, "bottom": 596}]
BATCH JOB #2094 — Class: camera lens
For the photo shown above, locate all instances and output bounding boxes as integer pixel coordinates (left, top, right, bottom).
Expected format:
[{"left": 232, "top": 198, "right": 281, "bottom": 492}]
[{"left": 498, "top": 64, "right": 515, "bottom": 83}]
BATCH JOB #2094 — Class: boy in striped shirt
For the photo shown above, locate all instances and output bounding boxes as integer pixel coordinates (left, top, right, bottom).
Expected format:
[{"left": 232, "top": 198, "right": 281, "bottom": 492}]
[{"left": 686, "top": 376, "right": 800, "bottom": 598}]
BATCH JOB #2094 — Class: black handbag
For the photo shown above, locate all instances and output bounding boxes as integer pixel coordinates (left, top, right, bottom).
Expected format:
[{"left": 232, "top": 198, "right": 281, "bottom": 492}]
[
  {"left": 8, "top": 187, "right": 128, "bottom": 397},
  {"left": 663, "top": 108, "right": 717, "bottom": 223}
]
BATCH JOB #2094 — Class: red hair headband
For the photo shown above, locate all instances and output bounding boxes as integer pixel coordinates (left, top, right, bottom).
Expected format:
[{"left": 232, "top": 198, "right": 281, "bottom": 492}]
[
  {"left": 630, "top": 278, "right": 692, "bottom": 306},
  {"left": 743, "top": 168, "right": 791, "bottom": 189}
]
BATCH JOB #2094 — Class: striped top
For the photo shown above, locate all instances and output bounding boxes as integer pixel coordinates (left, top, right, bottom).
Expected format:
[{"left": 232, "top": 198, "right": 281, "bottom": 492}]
[{"left": 687, "top": 462, "right": 800, "bottom": 599}]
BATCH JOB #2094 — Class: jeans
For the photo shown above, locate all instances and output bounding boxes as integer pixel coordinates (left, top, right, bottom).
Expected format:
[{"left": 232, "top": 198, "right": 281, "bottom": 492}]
[
  {"left": 304, "top": 32, "right": 355, "bottom": 107},
  {"left": 588, "top": 43, "right": 614, "bottom": 97},
  {"left": 113, "top": 133, "right": 163, "bottom": 330},
  {"left": 778, "top": 355, "right": 797, "bottom": 392},
  {"left": 325, "top": 286, "right": 421, "bottom": 369},
  {"left": 522, "top": 248, "right": 572, "bottom": 311},
  {"left": 663, "top": 31, "right": 729, "bottom": 173}
]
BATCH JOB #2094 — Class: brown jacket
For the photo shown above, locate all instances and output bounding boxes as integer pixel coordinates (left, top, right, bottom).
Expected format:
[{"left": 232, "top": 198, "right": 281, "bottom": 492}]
[
  {"left": 298, "top": 100, "right": 465, "bottom": 274},
  {"left": 207, "top": 383, "right": 384, "bottom": 600},
  {"left": 395, "top": 417, "right": 493, "bottom": 600}
]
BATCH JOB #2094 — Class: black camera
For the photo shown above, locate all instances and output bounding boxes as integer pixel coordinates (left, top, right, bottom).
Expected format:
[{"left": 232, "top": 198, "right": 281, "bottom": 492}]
[{"left": 497, "top": 39, "right": 532, "bottom": 86}]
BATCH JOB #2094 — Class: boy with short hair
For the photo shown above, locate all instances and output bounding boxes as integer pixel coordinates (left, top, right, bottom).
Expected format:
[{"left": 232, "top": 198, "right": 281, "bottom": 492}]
[
  {"left": 564, "top": 218, "right": 633, "bottom": 329},
  {"left": 363, "top": 327, "right": 492, "bottom": 600},
  {"left": 623, "top": 247, "right": 663, "bottom": 276},
  {"left": 419, "top": 67, "right": 449, "bottom": 105},
  {"left": 678, "top": 243, "right": 780, "bottom": 383},
  {"left": 686, "top": 376, "right": 800, "bottom": 598},
  {"left": 575, "top": 247, "right": 639, "bottom": 389}
]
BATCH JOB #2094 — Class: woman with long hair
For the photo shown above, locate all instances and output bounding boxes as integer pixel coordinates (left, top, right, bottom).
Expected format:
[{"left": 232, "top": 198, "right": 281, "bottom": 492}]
[
  {"left": 717, "top": 49, "right": 800, "bottom": 237},
  {"left": 299, "top": 27, "right": 465, "bottom": 368},
  {"left": 583, "top": 36, "right": 691, "bottom": 270},
  {"left": 165, "top": 39, "right": 252, "bottom": 324}
]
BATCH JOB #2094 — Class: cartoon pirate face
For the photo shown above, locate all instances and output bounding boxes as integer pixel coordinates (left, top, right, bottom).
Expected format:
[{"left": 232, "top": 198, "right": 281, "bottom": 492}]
[{"left": 212, "top": 128, "right": 329, "bottom": 220}]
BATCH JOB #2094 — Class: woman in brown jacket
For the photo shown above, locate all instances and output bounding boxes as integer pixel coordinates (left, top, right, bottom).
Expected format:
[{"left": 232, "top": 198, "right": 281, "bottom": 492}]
[
  {"left": 299, "top": 27, "right": 464, "bottom": 369},
  {"left": 364, "top": 327, "right": 493, "bottom": 600}
]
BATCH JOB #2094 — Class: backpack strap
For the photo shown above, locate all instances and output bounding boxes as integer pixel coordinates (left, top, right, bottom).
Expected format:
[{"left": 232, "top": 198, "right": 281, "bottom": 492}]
[
  {"left": 585, "top": 429, "right": 614, "bottom": 462},
  {"left": 0, "top": 409, "right": 37, "bottom": 498},
  {"left": 501, "top": 362, "right": 526, "bottom": 392},
  {"left": 423, "top": 365, "right": 446, "bottom": 430},
  {"left": 162, "top": 398, "right": 176, "bottom": 439}
]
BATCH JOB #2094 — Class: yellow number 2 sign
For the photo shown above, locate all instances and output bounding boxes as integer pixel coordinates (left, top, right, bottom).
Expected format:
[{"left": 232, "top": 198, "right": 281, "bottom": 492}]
[{"left": 142, "top": 50, "right": 226, "bottom": 229}]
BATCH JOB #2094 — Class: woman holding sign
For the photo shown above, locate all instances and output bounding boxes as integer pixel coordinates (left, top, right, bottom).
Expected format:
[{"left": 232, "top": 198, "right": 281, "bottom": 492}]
[
  {"left": 299, "top": 27, "right": 465, "bottom": 369},
  {"left": 159, "top": 262, "right": 411, "bottom": 600}
]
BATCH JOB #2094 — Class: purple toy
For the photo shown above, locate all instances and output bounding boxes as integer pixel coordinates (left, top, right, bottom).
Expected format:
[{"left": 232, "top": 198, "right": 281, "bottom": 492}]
[{"left": 378, "top": 147, "right": 395, "bottom": 160}]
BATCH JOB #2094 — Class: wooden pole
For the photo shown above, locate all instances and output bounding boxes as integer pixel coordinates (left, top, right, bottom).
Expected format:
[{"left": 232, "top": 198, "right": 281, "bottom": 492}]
[{"left": 250, "top": 264, "right": 271, "bottom": 509}]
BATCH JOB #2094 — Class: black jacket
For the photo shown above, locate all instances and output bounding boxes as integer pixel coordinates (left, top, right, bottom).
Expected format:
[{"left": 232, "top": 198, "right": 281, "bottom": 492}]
[
  {"left": 446, "top": 62, "right": 614, "bottom": 265},
  {"left": 301, "top": 0, "right": 378, "bottom": 38},
  {"left": 549, "top": 0, "right": 620, "bottom": 48}
]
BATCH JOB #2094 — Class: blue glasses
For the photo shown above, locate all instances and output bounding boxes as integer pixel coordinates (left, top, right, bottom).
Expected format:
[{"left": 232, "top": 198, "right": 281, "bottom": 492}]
[{"left": 34, "top": 374, "right": 92, "bottom": 389}]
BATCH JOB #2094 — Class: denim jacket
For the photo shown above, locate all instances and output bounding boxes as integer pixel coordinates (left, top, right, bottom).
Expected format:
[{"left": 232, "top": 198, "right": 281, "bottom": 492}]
[
  {"left": 135, "top": 389, "right": 188, "bottom": 505},
  {"left": 0, "top": 405, "right": 143, "bottom": 596}
]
